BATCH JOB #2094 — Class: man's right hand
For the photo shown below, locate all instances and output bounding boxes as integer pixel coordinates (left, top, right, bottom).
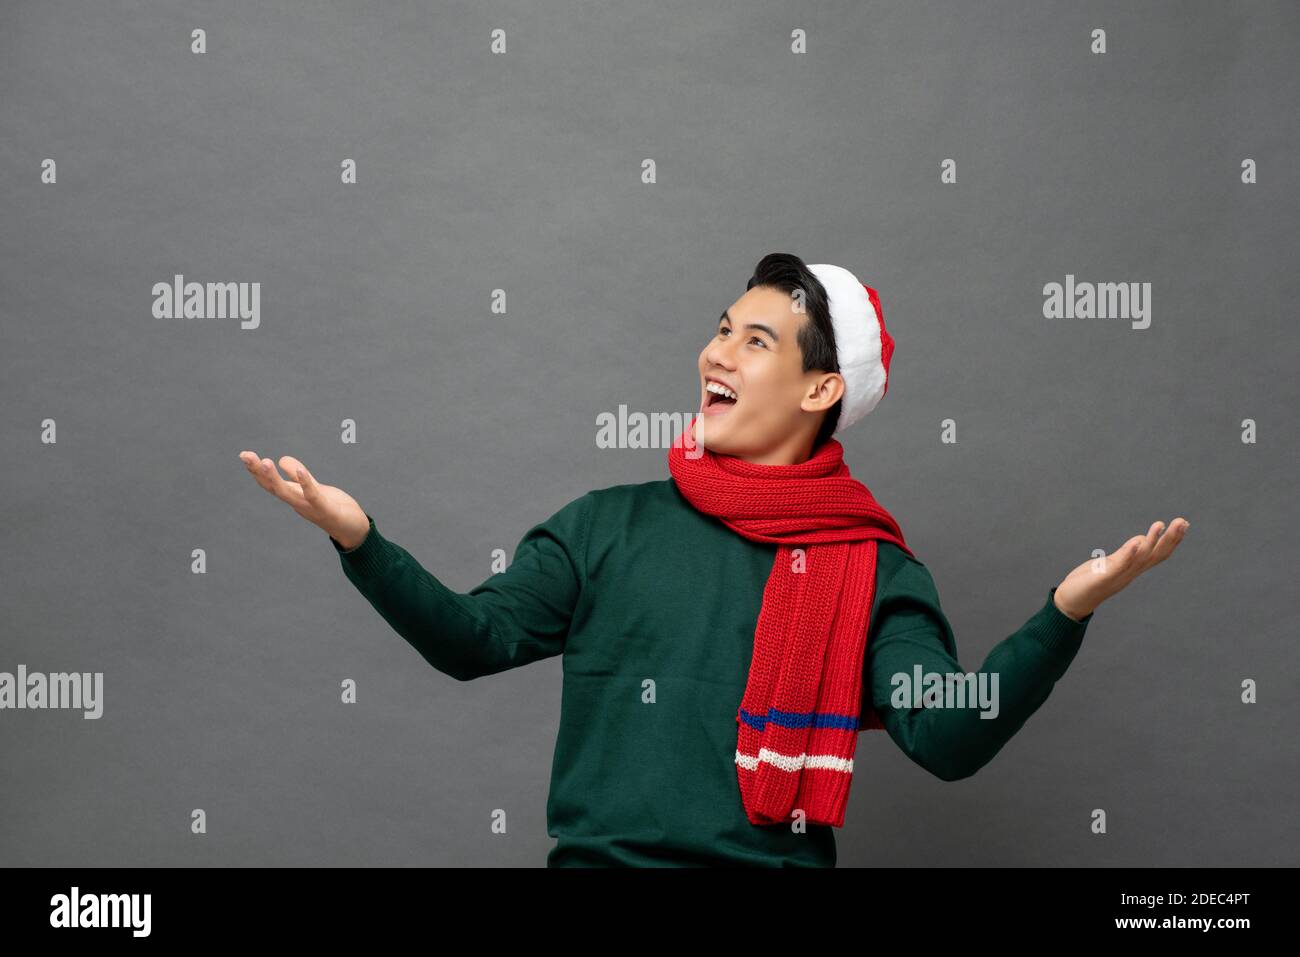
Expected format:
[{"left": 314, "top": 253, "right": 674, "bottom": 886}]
[{"left": 238, "top": 451, "right": 371, "bottom": 550}]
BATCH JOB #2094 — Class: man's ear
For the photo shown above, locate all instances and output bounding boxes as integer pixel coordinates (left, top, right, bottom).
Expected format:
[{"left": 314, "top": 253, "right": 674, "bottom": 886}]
[{"left": 802, "top": 371, "right": 845, "bottom": 413}]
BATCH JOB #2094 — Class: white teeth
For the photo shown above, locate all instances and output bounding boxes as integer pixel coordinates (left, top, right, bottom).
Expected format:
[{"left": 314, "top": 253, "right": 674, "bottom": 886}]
[{"left": 706, "top": 382, "right": 738, "bottom": 400}]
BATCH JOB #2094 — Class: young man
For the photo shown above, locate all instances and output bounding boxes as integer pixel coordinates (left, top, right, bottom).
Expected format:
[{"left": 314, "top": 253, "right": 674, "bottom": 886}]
[{"left": 238, "top": 253, "right": 1188, "bottom": 867}]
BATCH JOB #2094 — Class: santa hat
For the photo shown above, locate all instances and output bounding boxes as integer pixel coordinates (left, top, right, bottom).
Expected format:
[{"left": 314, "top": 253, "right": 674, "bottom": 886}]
[{"left": 806, "top": 264, "right": 894, "bottom": 436}]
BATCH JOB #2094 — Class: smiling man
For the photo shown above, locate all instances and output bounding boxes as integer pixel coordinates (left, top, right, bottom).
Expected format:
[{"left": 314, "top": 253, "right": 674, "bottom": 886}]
[{"left": 239, "top": 252, "right": 1188, "bottom": 867}]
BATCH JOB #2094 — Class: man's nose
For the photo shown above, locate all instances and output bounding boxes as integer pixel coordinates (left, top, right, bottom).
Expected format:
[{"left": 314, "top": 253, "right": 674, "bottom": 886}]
[{"left": 705, "top": 336, "right": 739, "bottom": 368}]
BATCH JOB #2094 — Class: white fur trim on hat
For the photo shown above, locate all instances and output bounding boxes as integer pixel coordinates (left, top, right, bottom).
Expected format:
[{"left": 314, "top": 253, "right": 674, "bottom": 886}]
[{"left": 807, "top": 263, "right": 890, "bottom": 436}]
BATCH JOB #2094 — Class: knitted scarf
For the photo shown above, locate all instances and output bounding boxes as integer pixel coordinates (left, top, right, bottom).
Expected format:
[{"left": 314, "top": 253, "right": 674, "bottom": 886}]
[{"left": 667, "top": 415, "right": 912, "bottom": 828}]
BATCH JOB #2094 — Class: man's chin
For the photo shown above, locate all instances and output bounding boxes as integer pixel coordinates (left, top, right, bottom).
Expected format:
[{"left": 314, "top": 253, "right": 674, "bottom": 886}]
[{"left": 691, "top": 418, "right": 742, "bottom": 456}]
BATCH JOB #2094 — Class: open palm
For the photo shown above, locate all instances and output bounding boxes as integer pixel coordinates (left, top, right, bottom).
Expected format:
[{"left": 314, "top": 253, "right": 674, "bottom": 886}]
[
  {"left": 237, "top": 451, "right": 370, "bottom": 549},
  {"left": 1053, "top": 518, "right": 1189, "bottom": 621}
]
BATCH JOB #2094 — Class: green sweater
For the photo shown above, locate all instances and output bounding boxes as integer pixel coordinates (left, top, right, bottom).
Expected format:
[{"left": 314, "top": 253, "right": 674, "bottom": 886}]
[{"left": 331, "top": 478, "right": 1092, "bottom": 867}]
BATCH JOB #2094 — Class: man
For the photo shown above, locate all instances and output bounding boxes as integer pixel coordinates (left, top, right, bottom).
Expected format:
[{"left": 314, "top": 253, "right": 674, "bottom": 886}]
[{"left": 238, "top": 252, "right": 1188, "bottom": 866}]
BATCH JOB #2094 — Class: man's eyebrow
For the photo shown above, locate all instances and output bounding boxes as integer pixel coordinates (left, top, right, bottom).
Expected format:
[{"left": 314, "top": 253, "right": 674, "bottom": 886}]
[{"left": 718, "top": 309, "right": 780, "bottom": 343}]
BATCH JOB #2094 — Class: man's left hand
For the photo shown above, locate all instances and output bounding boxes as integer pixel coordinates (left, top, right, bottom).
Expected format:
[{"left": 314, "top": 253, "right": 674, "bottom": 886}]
[{"left": 1053, "top": 518, "right": 1190, "bottom": 622}]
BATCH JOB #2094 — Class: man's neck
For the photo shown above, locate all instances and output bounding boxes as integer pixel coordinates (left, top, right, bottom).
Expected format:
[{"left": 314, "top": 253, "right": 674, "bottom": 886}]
[{"left": 731, "top": 433, "right": 817, "bottom": 466}]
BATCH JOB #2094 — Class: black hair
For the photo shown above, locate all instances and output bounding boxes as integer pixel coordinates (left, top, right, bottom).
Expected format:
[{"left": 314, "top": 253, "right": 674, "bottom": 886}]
[{"left": 745, "top": 252, "right": 841, "bottom": 448}]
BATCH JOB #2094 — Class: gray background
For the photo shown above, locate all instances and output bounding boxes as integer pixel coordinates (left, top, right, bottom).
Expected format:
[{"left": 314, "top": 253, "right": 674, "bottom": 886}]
[{"left": 3, "top": 0, "right": 1298, "bottom": 867}]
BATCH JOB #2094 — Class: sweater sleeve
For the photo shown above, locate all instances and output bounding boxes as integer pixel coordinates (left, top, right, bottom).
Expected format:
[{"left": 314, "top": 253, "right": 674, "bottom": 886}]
[
  {"left": 865, "top": 554, "right": 1092, "bottom": 781},
  {"left": 328, "top": 493, "right": 591, "bottom": 681}
]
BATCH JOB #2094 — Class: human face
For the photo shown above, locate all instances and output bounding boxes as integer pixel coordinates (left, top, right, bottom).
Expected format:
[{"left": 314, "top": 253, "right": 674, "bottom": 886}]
[{"left": 695, "top": 285, "right": 844, "bottom": 465}]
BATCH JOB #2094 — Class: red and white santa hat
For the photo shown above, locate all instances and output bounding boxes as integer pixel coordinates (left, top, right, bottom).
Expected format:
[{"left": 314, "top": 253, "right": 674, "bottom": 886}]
[{"left": 806, "top": 263, "right": 894, "bottom": 436}]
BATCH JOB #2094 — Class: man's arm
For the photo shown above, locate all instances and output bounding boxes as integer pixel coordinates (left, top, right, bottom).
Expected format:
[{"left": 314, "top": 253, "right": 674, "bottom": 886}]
[
  {"left": 865, "top": 554, "right": 1092, "bottom": 781},
  {"left": 330, "top": 493, "right": 592, "bottom": 681}
]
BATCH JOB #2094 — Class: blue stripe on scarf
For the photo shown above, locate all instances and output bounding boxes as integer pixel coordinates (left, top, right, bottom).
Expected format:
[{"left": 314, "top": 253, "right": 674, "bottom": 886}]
[{"left": 738, "top": 707, "right": 859, "bottom": 731}]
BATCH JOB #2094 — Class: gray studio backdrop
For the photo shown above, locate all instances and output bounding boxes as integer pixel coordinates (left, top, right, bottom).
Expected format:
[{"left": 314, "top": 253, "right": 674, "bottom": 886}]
[{"left": 3, "top": 0, "right": 1298, "bottom": 867}]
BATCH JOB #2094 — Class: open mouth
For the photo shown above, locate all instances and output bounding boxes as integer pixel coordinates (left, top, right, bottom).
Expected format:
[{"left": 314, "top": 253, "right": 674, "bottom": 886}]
[{"left": 703, "top": 380, "right": 739, "bottom": 412}]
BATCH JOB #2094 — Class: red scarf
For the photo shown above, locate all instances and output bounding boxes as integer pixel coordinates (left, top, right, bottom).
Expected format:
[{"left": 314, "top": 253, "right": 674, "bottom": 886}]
[{"left": 667, "top": 415, "right": 912, "bottom": 828}]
